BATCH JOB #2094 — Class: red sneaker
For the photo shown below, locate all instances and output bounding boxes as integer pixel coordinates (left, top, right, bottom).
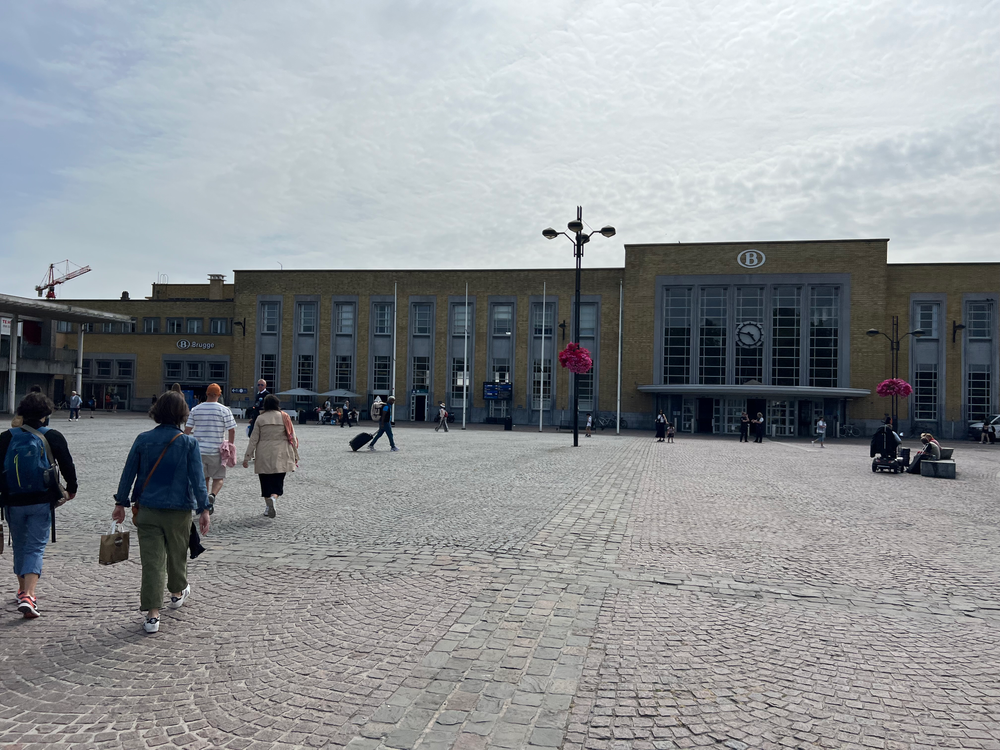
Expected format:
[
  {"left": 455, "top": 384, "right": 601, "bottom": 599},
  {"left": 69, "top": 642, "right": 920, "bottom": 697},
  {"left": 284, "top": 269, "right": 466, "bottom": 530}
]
[{"left": 17, "top": 594, "right": 39, "bottom": 619}]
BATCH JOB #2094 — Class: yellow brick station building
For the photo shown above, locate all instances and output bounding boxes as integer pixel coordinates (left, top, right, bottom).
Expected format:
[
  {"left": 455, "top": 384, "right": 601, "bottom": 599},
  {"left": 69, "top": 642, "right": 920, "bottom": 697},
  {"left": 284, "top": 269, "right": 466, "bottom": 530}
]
[{"left": 47, "top": 239, "right": 997, "bottom": 440}]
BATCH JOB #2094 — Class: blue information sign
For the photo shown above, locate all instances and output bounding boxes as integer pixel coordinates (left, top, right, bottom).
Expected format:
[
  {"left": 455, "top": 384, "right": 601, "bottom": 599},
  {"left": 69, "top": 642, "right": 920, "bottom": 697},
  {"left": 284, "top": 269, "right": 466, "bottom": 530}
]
[{"left": 483, "top": 382, "right": 512, "bottom": 400}]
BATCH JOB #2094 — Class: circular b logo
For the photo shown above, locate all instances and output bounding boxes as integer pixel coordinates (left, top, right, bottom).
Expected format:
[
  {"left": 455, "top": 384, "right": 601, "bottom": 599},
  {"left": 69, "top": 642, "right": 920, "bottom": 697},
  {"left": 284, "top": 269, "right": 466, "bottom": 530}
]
[
  {"left": 176, "top": 339, "right": 191, "bottom": 350},
  {"left": 737, "top": 249, "right": 766, "bottom": 268}
]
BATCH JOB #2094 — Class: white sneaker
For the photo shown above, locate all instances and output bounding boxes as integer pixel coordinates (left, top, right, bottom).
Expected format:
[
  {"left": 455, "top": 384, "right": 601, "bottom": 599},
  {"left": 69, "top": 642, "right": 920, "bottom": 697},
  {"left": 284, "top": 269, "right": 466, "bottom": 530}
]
[
  {"left": 144, "top": 617, "right": 159, "bottom": 633},
  {"left": 369, "top": 445, "right": 376, "bottom": 451},
  {"left": 390, "top": 446, "right": 399, "bottom": 452},
  {"left": 169, "top": 584, "right": 191, "bottom": 609}
]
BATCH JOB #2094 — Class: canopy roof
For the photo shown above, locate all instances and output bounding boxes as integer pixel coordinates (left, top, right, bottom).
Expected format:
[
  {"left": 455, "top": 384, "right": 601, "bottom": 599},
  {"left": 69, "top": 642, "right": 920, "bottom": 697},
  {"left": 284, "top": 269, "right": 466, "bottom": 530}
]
[{"left": 0, "top": 293, "right": 131, "bottom": 325}]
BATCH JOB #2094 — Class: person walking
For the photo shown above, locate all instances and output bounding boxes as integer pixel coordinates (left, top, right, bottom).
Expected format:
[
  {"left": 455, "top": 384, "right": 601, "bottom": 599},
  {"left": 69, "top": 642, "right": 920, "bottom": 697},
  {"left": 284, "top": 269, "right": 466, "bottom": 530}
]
[
  {"left": 585, "top": 413, "right": 593, "bottom": 438},
  {"left": 112, "top": 390, "right": 210, "bottom": 634},
  {"left": 753, "top": 412, "right": 765, "bottom": 443},
  {"left": 369, "top": 396, "right": 398, "bottom": 451},
  {"left": 68, "top": 391, "right": 82, "bottom": 422},
  {"left": 739, "top": 411, "right": 750, "bottom": 442},
  {"left": 0, "top": 393, "right": 77, "bottom": 619},
  {"left": 87, "top": 397, "right": 96, "bottom": 418},
  {"left": 434, "top": 401, "right": 449, "bottom": 432},
  {"left": 247, "top": 379, "right": 270, "bottom": 435},
  {"left": 112, "top": 393, "right": 120, "bottom": 414},
  {"left": 184, "top": 383, "right": 237, "bottom": 515},
  {"left": 812, "top": 416, "right": 827, "bottom": 448},
  {"left": 242, "top": 394, "right": 298, "bottom": 518},
  {"left": 666, "top": 421, "right": 675, "bottom": 443},
  {"left": 654, "top": 410, "right": 666, "bottom": 442}
]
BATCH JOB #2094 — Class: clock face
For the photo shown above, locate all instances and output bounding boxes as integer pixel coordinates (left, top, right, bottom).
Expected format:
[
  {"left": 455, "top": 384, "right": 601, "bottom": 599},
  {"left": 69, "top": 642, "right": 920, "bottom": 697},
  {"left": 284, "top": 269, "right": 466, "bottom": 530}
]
[{"left": 736, "top": 321, "right": 763, "bottom": 348}]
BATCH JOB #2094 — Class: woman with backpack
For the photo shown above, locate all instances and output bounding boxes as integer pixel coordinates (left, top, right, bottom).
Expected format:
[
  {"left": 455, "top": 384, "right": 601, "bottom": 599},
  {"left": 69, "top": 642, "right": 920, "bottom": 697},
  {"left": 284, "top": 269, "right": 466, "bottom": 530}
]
[
  {"left": 112, "top": 390, "right": 211, "bottom": 634},
  {"left": 0, "top": 392, "right": 77, "bottom": 619}
]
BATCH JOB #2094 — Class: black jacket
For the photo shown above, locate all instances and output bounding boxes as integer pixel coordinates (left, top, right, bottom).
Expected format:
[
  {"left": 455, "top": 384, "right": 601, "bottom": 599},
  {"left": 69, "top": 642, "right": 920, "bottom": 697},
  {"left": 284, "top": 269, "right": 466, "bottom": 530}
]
[
  {"left": 870, "top": 425, "right": 901, "bottom": 458},
  {"left": 0, "top": 421, "right": 78, "bottom": 507}
]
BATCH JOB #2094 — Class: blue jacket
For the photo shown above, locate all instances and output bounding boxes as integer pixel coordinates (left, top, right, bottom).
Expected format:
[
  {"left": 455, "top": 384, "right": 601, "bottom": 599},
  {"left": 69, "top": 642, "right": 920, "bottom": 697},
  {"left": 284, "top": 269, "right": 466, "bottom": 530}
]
[{"left": 115, "top": 425, "right": 209, "bottom": 513}]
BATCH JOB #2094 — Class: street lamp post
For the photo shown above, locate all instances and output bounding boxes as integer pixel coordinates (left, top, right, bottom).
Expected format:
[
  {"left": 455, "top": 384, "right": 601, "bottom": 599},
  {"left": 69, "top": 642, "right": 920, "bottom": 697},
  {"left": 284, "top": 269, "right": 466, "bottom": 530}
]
[
  {"left": 867, "top": 315, "right": 925, "bottom": 432},
  {"left": 542, "top": 206, "right": 616, "bottom": 447}
]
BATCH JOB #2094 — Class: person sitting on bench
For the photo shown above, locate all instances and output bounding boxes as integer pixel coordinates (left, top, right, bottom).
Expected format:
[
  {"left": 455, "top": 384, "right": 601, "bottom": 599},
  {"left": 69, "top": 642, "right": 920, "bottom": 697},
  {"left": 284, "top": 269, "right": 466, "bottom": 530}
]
[{"left": 906, "top": 433, "right": 941, "bottom": 474}]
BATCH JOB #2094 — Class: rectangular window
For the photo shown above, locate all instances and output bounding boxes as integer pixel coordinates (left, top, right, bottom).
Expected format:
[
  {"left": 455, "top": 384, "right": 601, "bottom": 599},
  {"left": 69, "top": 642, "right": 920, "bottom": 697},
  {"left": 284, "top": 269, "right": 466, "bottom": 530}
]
[
  {"left": 967, "top": 301, "right": 993, "bottom": 340},
  {"left": 165, "top": 361, "right": 182, "bottom": 380},
  {"left": 412, "top": 356, "right": 430, "bottom": 389},
  {"left": 491, "top": 357, "right": 510, "bottom": 383},
  {"left": 298, "top": 303, "right": 316, "bottom": 334},
  {"left": 187, "top": 362, "right": 203, "bottom": 381},
  {"left": 143, "top": 317, "right": 160, "bottom": 334},
  {"left": 809, "top": 286, "right": 839, "bottom": 388},
  {"left": 260, "top": 302, "right": 279, "bottom": 334},
  {"left": 373, "top": 303, "right": 392, "bottom": 335},
  {"left": 577, "top": 371, "right": 594, "bottom": 411},
  {"left": 186, "top": 318, "right": 203, "bottom": 334},
  {"left": 80, "top": 323, "right": 94, "bottom": 333},
  {"left": 259, "top": 353, "right": 277, "bottom": 386},
  {"left": 117, "top": 360, "right": 134, "bottom": 379},
  {"left": 451, "top": 358, "right": 468, "bottom": 403},
  {"left": 56, "top": 321, "right": 73, "bottom": 333},
  {"left": 125, "top": 318, "right": 136, "bottom": 334},
  {"left": 453, "top": 304, "right": 470, "bottom": 336},
  {"left": 532, "top": 360, "right": 552, "bottom": 409},
  {"left": 372, "top": 355, "right": 391, "bottom": 391},
  {"left": 335, "top": 355, "right": 353, "bottom": 390},
  {"left": 296, "top": 354, "right": 315, "bottom": 390},
  {"left": 412, "top": 304, "right": 432, "bottom": 335},
  {"left": 916, "top": 303, "right": 938, "bottom": 339},
  {"left": 771, "top": 286, "right": 801, "bottom": 386},
  {"left": 166, "top": 318, "right": 183, "bottom": 334},
  {"left": 913, "top": 364, "right": 938, "bottom": 421},
  {"left": 492, "top": 304, "right": 513, "bottom": 336},
  {"left": 967, "top": 364, "right": 992, "bottom": 421},
  {"left": 210, "top": 318, "right": 228, "bottom": 335},
  {"left": 96, "top": 360, "right": 112, "bottom": 378},
  {"left": 81, "top": 359, "right": 91, "bottom": 377},
  {"left": 663, "top": 288, "right": 692, "bottom": 385},
  {"left": 698, "top": 287, "right": 727, "bottom": 385},
  {"left": 208, "top": 362, "right": 227, "bottom": 381},
  {"left": 336, "top": 304, "right": 354, "bottom": 335},
  {"left": 101, "top": 322, "right": 113, "bottom": 334},
  {"left": 532, "top": 303, "right": 554, "bottom": 337},
  {"left": 735, "top": 287, "right": 764, "bottom": 384},
  {"left": 579, "top": 303, "right": 597, "bottom": 338}
]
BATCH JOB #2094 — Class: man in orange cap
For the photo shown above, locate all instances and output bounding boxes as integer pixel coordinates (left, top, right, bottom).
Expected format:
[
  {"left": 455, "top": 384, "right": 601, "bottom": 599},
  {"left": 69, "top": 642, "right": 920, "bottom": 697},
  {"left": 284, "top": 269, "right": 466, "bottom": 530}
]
[{"left": 184, "top": 383, "right": 237, "bottom": 514}]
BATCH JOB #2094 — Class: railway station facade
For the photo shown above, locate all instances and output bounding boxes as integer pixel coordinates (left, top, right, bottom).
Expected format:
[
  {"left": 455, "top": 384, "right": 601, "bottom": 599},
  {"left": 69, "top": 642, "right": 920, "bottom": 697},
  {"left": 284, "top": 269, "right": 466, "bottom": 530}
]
[{"left": 32, "top": 238, "right": 997, "bottom": 439}]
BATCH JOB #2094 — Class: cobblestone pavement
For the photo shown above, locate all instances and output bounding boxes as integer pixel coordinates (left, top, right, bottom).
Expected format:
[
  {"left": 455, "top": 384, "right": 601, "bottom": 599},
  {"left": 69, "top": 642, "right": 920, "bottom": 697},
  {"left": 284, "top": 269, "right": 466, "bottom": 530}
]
[{"left": 1, "top": 416, "right": 998, "bottom": 749}]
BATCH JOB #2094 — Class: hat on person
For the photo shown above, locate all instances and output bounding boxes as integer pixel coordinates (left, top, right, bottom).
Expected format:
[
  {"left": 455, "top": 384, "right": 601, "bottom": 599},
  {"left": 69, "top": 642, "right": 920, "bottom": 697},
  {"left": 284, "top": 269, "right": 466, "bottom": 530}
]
[
  {"left": 387, "top": 395, "right": 396, "bottom": 402},
  {"left": 206, "top": 383, "right": 222, "bottom": 397}
]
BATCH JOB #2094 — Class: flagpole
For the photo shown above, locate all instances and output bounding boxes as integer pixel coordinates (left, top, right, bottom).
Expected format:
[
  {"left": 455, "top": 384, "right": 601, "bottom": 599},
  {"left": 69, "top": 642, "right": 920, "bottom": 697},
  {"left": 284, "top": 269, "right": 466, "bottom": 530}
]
[
  {"left": 391, "top": 281, "right": 397, "bottom": 423},
  {"left": 540, "top": 282, "right": 546, "bottom": 432},
  {"left": 617, "top": 278, "right": 623, "bottom": 435},
  {"left": 462, "top": 283, "right": 468, "bottom": 430}
]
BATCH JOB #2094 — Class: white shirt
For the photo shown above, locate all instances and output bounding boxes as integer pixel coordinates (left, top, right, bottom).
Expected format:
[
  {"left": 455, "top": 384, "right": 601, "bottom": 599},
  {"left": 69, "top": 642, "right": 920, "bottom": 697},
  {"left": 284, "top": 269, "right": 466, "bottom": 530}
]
[
  {"left": 186, "top": 401, "right": 237, "bottom": 455},
  {"left": 816, "top": 419, "right": 826, "bottom": 434}
]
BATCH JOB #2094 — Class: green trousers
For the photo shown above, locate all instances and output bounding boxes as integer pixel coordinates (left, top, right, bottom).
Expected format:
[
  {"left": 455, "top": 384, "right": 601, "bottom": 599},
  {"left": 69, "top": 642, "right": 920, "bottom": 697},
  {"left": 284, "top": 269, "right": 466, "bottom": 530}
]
[{"left": 135, "top": 506, "right": 190, "bottom": 611}]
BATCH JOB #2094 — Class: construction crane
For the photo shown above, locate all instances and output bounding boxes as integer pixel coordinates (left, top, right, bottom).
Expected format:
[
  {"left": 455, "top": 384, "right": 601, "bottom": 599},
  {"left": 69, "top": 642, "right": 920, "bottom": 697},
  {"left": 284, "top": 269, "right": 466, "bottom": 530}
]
[{"left": 35, "top": 260, "right": 92, "bottom": 299}]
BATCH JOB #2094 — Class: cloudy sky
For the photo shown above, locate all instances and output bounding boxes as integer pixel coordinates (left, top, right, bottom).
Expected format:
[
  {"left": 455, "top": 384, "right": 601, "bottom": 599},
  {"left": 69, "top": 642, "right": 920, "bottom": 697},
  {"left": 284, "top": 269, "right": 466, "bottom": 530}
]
[{"left": 1, "top": 0, "right": 997, "bottom": 299}]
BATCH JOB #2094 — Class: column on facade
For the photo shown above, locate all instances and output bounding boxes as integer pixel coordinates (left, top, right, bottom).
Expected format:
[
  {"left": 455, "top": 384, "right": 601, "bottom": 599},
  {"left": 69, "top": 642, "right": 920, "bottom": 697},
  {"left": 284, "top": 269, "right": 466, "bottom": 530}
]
[{"left": 6, "top": 313, "right": 18, "bottom": 414}]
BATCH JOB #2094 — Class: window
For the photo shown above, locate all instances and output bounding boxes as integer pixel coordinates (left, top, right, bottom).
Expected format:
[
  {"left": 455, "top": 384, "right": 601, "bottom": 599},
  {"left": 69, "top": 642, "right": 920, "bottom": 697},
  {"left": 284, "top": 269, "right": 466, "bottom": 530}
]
[
  {"left": 493, "top": 304, "right": 513, "bottom": 336},
  {"left": 166, "top": 318, "right": 183, "bottom": 334},
  {"left": 186, "top": 319, "right": 203, "bottom": 334},
  {"left": 663, "top": 288, "right": 692, "bottom": 384},
  {"left": 577, "top": 371, "right": 594, "bottom": 411},
  {"left": 771, "top": 287, "right": 801, "bottom": 386},
  {"left": 809, "top": 286, "right": 839, "bottom": 388},
  {"left": 82, "top": 360, "right": 91, "bottom": 377},
  {"left": 296, "top": 354, "right": 315, "bottom": 390},
  {"left": 298, "top": 303, "right": 316, "bottom": 334},
  {"left": 373, "top": 355, "right": 391, "bottom": 391},
  {"left": 260, "top": 302, "right": 279, "bottom": 334},
  {"left": 210, "top": 318, "right": 228, "bottom": 335},
  {"left": 532, "top": 360, "right": 552, "bottom": 409},
  {"left": 491, "top": 357, "right": 510, "bottom": 383},
  {"left": 101, "top": 322, "right": 113, "bottom": 334},
  {"left": 187, "top": 362, "right": 203, "bottom": 380},
  {"left": 412, "top": 356, "right": 430, "bottom": 389},
  {"left": 208, "top": 362, "right": 227, "bottom": 381},
  {"left": 412, "top": 304, "right": 432, "bottom": 335},
  {"left": 96, "top": 360, "right": 112, "bottom": 378},
  {"left": 117, "top": 361, "right": 134, "bottom": 379},
  {"left": 81, "top": 323, "right": 94, "bottom": 333},
  {"left": 453, "top": 304, "right": 470, "bottom": 336},
  {"left": 164, "top": 361, "right": 182, "bottom": 380},
  {"left": 967, "top": 364, "right": 992, "bottom": 421},
  {"left": 124, "top": 318, "right": 136, "bottom": 333},
  {"left": 56, "top": 321, "right": 73, "bottom": 333},
  {"left": 913, "top": 364, "right": 938, "bottom": 421},
  {"left": 451, "top": 358, "right": 468, "bottom": 403},
  {"left": 532, "top": 303, "right": 554, "bottom": 337},
  {"left": 259, "top": 353, "right": 277, "bottom": 386},
  {"left": 143, "top": 318, "right": 159, "bottom": 334},
  {"left": 373, "top": 303, "right": 392, "bottom": 335},
  {"left": 579, "top": 304, "right": 597, "bottom": 338},
  {"left": 336, "top": 304, "right": 354, "bottom": 335},
  {"left": 735, "top": 287, "right": 764, "bottom": 384},
  {"left": 335, "top": 355, "right": 353, "bottom": 390},
  {"left": 916, "top": 304, "right": 938, "bottom": 339},
  {"left": 967, "top": 301, "right": 993, "bottom": 340},
  {"left": 699, "top": 288, "right": 727, "bottom": 385}
]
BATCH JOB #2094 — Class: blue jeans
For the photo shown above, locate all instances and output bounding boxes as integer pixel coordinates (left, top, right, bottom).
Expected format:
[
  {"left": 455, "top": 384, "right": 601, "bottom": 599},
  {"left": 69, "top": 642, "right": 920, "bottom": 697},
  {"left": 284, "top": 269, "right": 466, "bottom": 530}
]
[
  {"left": 5, "top": 503, "right": 51, "bottom": 577},
  {"left": 69, "top": 408, "right": 80, "bottom": 420},
  {"left": 370, "top": 422, "right": 395, "bottom": 448}
]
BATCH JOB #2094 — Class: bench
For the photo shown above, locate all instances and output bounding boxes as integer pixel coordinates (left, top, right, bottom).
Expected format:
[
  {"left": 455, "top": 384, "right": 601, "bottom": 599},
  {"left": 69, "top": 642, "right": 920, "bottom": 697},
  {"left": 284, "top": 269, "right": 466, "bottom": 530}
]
[{"left": 920, "top": 447, "right": 956, "bottom": 478}]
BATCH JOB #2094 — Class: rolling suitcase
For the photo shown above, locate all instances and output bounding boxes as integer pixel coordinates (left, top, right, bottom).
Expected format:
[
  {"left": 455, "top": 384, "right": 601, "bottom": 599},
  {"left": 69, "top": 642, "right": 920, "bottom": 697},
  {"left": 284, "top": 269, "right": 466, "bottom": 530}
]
[{"left": 350, "top": 432, "right": 374, "bottom": 452}]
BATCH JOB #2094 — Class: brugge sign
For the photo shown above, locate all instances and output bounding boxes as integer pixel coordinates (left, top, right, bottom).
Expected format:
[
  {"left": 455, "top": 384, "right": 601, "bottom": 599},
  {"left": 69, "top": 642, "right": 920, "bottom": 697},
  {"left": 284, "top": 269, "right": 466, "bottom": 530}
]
[
  {"left": 176, "top": 339, "right": 216, "bottom": 350},
  {"left": 737, "top": 249, "right": 766, "bottom": 268}
]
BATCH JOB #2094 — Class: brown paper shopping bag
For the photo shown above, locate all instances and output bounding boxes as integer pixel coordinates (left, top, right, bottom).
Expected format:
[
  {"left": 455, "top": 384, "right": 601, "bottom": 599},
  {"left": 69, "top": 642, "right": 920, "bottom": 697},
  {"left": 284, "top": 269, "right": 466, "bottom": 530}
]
[{"left": 99, "top": 522, "right": 130, "bottom": 565}]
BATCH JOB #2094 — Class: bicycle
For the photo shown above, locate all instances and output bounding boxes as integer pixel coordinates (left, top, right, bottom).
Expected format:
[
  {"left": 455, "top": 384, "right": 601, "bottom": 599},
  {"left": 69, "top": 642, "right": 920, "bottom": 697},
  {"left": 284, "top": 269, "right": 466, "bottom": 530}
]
[
  {"left": 838, "top": 423, "right": 861, "bottom": 438},
  {"left": 597, "top": 413, "right": 628, "bottom": 430}
]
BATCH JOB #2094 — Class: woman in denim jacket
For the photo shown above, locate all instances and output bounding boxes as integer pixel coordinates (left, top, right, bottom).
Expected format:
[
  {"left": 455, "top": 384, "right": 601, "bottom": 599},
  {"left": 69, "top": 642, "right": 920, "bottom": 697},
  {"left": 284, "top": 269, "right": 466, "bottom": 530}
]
[{"left": 112, "top": 391, "right": 210, "bottom": 634}]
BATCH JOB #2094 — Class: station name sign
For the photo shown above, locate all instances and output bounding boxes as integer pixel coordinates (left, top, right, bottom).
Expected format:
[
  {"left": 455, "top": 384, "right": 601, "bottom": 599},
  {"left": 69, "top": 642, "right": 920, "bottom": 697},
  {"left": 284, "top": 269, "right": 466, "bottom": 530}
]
[{"left": 176, "top": 339, "right": 216, "bottom": 350}]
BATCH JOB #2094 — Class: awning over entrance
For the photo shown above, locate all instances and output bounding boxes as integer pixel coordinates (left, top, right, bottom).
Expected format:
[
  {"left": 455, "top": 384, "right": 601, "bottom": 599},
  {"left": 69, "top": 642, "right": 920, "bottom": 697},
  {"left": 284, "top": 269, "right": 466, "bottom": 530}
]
[{"left": 637, "top": 384, "right": 871, "bottom": 399}]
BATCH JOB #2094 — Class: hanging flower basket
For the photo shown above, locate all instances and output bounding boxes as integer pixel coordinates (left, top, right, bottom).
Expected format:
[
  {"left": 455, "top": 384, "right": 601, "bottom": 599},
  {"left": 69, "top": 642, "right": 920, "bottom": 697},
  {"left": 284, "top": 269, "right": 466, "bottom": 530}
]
[
  {"left": 558, "top": 342, "right": 593, "bottom": 374},
  {"left": 876, "top": 378, "right": 913, "bottom": 398}
]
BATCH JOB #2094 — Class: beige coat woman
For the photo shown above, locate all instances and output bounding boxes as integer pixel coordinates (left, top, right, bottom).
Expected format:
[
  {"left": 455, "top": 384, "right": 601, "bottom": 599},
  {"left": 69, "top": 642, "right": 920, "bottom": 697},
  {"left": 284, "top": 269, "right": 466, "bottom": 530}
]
[{"left": 243, "top": 410, "right": 298, "bottom": 474}]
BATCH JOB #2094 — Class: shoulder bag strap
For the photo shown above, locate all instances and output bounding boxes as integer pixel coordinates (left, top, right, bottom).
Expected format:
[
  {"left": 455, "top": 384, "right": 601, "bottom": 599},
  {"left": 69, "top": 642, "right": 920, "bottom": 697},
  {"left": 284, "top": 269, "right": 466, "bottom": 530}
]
[
  {"left": 141, "top": 432, "right": 183, "bottom": 495},
  {"left": 21, "top": 425, "right": 54, "bottom": 465}
]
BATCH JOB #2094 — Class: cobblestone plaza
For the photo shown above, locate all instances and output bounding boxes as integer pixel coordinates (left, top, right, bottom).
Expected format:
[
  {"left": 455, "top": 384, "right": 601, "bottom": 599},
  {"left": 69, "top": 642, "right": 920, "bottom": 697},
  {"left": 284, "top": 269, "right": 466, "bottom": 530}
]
[{"left": 1, "top": 418, "right": 998, "bottom": 750}]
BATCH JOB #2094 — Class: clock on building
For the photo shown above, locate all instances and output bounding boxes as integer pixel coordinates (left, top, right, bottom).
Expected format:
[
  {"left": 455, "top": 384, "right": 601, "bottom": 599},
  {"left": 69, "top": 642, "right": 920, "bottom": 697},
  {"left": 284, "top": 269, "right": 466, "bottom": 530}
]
[{"left": 736, "top": 321, "right": 763, "bottom": 348}]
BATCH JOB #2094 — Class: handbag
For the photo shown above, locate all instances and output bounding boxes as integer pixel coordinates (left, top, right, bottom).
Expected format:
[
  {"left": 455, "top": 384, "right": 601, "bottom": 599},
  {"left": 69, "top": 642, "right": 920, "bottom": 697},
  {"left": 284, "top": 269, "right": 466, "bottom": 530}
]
[
  {"left": 132, "top": 432, "right": 182, "bottom": 523},
  {"left": 99, "top": 521, "right": 130, "bottom": 565}
]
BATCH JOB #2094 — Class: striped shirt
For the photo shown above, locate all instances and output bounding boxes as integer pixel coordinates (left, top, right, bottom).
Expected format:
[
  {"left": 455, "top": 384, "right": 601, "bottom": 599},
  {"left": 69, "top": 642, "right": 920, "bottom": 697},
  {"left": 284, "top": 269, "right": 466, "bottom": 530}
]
[{"left": 186, "top": 401, "right": 237, "bottom": 455}]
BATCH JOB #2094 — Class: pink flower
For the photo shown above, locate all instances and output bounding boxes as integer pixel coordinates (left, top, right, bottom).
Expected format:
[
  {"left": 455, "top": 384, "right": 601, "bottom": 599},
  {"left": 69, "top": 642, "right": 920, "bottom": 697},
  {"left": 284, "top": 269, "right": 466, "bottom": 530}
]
[
  {"left": 558, "top": 342, "right": 593, "bottom": 374},
  {"left": 876, "top": 378, "right": 913, "bottom": 398}
]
